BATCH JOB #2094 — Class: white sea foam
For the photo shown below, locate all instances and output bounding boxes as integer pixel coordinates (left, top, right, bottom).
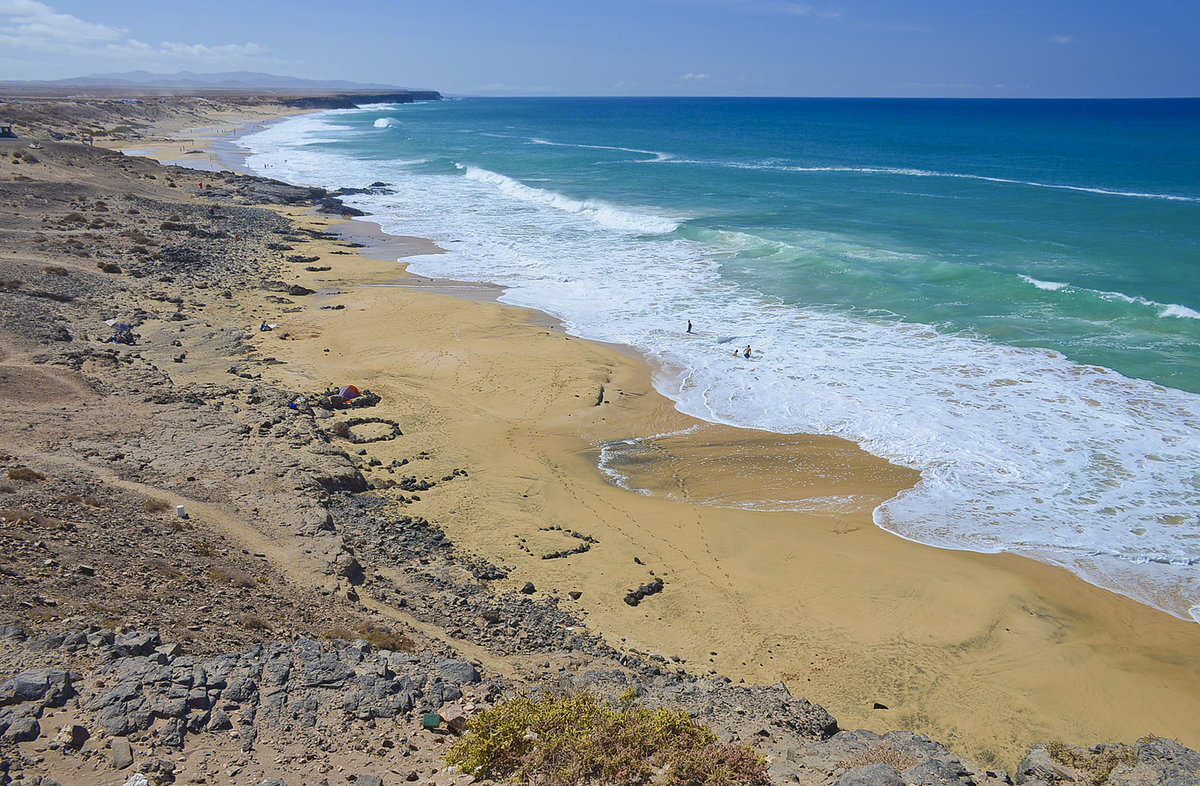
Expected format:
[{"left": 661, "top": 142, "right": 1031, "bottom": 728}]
[
  {"left": 373, "top": 117, "right": 400, "bottom": 128},
  {"left": 240, "top": 109, "right": 1200, "bottom": 622},
  {"left": 460, "top": 165, "right": 680, "bottom": 234},
  {"left": 1019, "top": 274, "right": 1070, "bottom": 291},
  {"left": 530, "top": 137, "right": 673, "bottom": 162},
  {"left": 667, "top": 159, "right": 1200, "bottom": 203},
  {"left": 1161, "top": 304, "right": 1200, "bottom": 319},
  {"left": 1018, "top": 274, "right": 1200, "bottom": 319}
]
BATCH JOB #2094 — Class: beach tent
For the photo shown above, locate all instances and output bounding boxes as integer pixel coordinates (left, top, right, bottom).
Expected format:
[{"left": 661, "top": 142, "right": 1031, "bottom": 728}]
[{"left": 339, "top": 385, "right": 362, "bottom": 401}]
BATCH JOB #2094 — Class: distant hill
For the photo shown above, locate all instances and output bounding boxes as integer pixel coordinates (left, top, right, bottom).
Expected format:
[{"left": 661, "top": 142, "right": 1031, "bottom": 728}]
[{"left": 4, "top": 71, "right": 422, "bottom": 91}]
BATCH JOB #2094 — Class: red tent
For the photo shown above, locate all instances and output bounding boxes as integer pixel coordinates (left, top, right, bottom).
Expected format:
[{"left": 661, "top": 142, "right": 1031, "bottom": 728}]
[{"left": 339, "top": 385, "right": 361, "bottom": 401}]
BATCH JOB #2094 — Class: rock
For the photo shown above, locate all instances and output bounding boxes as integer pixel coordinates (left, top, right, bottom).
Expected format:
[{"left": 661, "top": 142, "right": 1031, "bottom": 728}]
[
  {"left": 436, "top": 658, "right": 480, "bottom": 686},
  {"left": 113, "top": 631, "right": 161, "bottom": 657},
  {"left": 1016, "top": 746, "right": 1085, "bottom": 784},
  {"left": 240, "top": 722, "right": 257, "bottom": 752},
  {"left": 333, "top": 552, "right": 365, "bottom": 584},
  {"left": 520, "top": 582, "right": 536, "bottom": 594},
  {"left": 160, "top": 716, "right": 186, "bottom": 748},
  {"left": 1, "top": 713, "right": 40, "bottom": 742},
  {"left": 87, "top": 629, "right": 115, "bottom": 647},
  {"left": 137, "top": 757, "right": 176, "bottom": 784},
  {"left": 0, "top": 623, "right": 25, "bottom": 640},
  {"left": 236, "top": 179, "right": 326, "bottom": 205},
  {"left": 30, "top": 632, "right": 65, "bottom": 650},
  {"left": 207, "top": 709, "right": 233, "bottom": 731},
  {"left": 112, "top": 736, "right": 134, "bottom": 769},
  {"left": 1120, "top": 736, "right": 1200, "bottom": 786},
  {"left": 52, "top": 723, "right": 89, "bottom": 749},
  {"left": 0, "top": 667, "right": 72, "bottom": 706},
  {"left": 354, "top": 776, "right": 384, "bottom": 786},
  {"left": 902, "top": 758, "right": 972, "bottom": 784},
  {"left": 1017, "top": 738, "right": 1200, "bottom": 786},
  {"left": 302, "top": 653, "right": 356, "bottom": 687},
  {"left": 836, "top": 762, "right": 905, "bottom": 786}
]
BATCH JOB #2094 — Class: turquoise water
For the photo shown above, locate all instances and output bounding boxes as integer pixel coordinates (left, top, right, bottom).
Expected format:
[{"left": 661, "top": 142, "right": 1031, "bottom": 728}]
[{"left": 241, "top": 98, "right": 1200, "bottom": 621}]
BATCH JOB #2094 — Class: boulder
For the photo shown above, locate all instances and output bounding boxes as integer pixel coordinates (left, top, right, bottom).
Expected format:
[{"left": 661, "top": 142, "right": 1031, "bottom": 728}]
[
  {"left": 1, "top": 713, "right": 40, "bottom": 743},
  {"left": 0, "top": 667, "right": 72, "bottom": 707},
  {"left": 436, "top": 658, "right": 480, "bottom": 686},
  {"left": 1016, "top": 746, "right": 1087, "bottom": 783},
  {"left": 52, "top": 723, "right": 89, "bottom": 749}
]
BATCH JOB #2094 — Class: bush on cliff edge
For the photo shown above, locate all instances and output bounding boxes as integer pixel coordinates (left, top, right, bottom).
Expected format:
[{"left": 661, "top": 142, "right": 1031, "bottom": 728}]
[{"left": 445, "top": 689, "right": 768, "bottom": 786}]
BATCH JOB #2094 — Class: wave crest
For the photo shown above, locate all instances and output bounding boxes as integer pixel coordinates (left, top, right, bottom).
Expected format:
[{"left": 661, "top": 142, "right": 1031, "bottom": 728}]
[{"left": 460, "top": 165, "right": 680, "bottom": 234}]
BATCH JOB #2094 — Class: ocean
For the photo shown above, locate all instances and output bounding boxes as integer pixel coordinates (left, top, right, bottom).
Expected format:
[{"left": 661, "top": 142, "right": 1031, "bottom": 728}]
[{"left": 239, "top": 97, "right": 1200, "bottom": 623}]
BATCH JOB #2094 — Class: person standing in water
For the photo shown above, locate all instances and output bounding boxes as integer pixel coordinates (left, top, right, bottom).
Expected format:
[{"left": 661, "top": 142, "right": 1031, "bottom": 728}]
[
  {"left": 743, "top": 345, "right": 751, "bottom": 358},
  {"left": 687, "top": 320, "right": 693, "bottom": 333}
]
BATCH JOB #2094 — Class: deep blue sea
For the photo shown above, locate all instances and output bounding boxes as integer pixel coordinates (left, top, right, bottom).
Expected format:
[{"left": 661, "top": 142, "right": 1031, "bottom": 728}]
[{"left": 240, "top": 97, "right": 1200, "bottom": 622}]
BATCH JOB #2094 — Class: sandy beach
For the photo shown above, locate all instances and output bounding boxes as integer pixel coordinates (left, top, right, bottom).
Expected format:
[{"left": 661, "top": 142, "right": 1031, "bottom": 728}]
[
  {"left": 2, "top": 94, "right": 1198, "bottom": 784},
  {"left": 250, "top": 206, "right": 1200, "bottom": 769}
]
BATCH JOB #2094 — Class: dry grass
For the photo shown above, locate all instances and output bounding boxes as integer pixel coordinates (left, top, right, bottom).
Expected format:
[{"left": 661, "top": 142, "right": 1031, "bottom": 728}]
[
  {"left": 239, "top": 614, "right": 272, "bottom": 631},
  {"left": 207, "top": 565, "right": 257, "bottom": 588},
  {"left": 146, "top": 558, "right": 184, "bottom": 581},
  {"left": 321, "top": 623, "right": 417, "bottom": 653},
  {"left": 1044, "top": 741, "right": 1139, "bottom": 786},
  {"left": 839, "top": 743, "right": 919, "bottom": 772}
]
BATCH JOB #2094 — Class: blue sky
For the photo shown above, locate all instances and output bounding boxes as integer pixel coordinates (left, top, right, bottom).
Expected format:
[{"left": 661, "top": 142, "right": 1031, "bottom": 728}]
[{"left": 1, "top": 0, "right": 1197, "bottom": 97}]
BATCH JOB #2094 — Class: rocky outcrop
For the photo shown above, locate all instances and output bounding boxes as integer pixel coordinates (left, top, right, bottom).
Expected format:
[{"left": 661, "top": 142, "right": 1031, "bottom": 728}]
[
  {"left": 6, "top": 628, "right": 488, "bottom": 753},
  {"left": 279, "top": 92, "right": 442, "bottom": 109},
  {"left": 1016, "top": 739, "right": 1200, "bottom": 786}
]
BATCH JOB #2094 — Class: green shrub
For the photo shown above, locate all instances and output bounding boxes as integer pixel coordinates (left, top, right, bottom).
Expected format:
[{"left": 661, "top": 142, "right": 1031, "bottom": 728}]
[{"left": 445, "top": 691, "right": 767, "bottom": 786}]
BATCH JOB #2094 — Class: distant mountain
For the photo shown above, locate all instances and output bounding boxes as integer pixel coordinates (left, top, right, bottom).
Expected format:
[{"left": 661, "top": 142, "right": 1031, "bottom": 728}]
[{"left": 12, "top": 71, "right": 413, "bottom": 91}]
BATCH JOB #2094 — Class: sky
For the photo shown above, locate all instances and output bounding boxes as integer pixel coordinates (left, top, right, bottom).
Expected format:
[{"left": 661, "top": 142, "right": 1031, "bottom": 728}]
[{"left": 0, "top": 0, "right": 1197, "bottom": 98}]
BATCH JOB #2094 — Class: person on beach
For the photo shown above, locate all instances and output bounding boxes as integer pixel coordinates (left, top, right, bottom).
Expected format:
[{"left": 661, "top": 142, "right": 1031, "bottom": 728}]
[
  {"left": 687, "top": 320, "right": 693, "bottom": 333},
  {"left": 259, "top": 321, "right": 272, "bottom": 332}
]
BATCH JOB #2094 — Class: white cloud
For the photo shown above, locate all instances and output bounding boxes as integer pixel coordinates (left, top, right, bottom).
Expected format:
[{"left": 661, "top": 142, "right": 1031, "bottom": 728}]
[
  {"left": 0, "top": 0, "right": 124, "bottom": 53},
  {"left": 1048, "top": 35, "right": 1074, "bottom": 44},
  {"left": 681, "top": 72, "right": 711, "bottom": 81},
  {"left": 0, "top": 1, "right": 267, "bottom": 68}
]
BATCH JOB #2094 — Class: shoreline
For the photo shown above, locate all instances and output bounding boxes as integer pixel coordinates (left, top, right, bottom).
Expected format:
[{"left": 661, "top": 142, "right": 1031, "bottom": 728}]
[{"left": 112, "top": 102, "right": 1200, "bottom": 767}]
